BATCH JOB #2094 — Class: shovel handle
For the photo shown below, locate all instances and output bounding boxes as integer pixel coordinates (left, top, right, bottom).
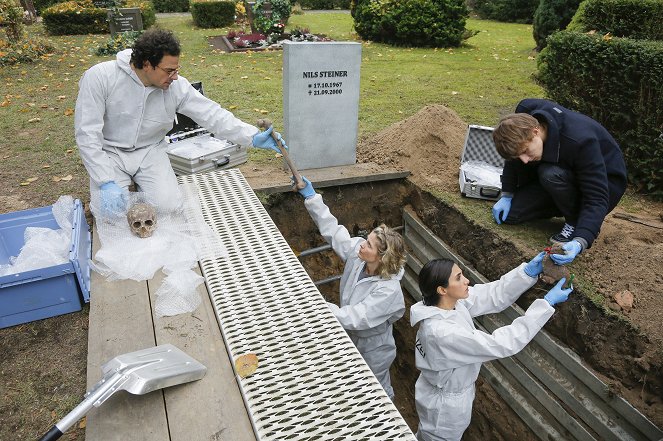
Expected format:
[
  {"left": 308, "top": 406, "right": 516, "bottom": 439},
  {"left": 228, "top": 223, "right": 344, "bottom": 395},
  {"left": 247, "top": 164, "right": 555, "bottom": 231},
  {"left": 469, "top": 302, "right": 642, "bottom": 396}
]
[
  {"left": 38, "top": 426, "right": 63, "bottom": 441},
  {"left": 256, "top": 119, "right": 306, "bottom": 190}
]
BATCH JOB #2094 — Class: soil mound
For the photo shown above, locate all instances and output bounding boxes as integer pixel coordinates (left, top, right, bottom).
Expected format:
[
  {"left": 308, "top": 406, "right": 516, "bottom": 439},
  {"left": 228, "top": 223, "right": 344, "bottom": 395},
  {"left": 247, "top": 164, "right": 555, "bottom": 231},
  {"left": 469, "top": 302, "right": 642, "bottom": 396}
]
[{"left": 357, "top": 105, "right": 467, "bottom": 193}]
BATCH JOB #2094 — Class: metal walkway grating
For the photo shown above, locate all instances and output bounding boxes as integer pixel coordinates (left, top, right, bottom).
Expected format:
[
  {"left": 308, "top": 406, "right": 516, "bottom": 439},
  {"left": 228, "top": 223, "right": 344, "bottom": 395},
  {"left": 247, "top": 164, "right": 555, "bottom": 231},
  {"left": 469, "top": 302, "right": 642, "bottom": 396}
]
[{"left": 179, "top": 169, "right": 415, "bottom": 440}]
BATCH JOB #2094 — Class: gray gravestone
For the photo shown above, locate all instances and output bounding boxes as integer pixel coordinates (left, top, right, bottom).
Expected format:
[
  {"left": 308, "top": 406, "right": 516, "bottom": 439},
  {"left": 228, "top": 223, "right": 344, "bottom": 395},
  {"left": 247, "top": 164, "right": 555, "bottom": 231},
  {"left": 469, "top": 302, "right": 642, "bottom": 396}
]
[
  {"left": 283, "top": 41, "right": 361, "bottom": 170},
  {"left": 107, "top": 8, "right": 143, "bottom": 35}
]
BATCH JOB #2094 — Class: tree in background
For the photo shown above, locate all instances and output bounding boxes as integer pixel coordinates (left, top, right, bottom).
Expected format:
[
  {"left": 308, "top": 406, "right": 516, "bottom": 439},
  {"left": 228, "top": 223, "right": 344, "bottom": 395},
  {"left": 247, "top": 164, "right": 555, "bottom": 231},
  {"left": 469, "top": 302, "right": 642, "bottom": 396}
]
[{"left": 532, "top": 0, "right": 583, "bottom": 50}]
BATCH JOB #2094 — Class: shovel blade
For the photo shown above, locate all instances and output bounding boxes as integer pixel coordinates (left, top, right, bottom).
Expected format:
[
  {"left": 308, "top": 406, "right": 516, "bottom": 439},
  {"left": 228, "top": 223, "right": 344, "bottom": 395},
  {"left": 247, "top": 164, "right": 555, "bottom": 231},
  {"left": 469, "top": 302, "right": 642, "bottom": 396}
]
[{"left": 101, "top": 343, "right": 207, "bottom": 395}]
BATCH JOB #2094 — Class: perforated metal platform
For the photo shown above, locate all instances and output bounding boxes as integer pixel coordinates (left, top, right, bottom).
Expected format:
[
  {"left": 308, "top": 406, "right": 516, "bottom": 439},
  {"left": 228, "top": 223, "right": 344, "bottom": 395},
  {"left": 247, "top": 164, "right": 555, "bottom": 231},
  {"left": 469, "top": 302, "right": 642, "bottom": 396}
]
[{"left": 179, "top": 169, "right": 415, "bottom": 441}]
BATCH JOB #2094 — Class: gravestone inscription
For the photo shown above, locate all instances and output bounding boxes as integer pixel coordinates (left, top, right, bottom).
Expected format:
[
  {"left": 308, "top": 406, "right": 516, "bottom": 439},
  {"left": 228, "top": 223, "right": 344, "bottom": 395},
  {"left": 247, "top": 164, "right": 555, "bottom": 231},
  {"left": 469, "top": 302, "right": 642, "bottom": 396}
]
[
  {"left": 283, "top": 41, "right": 362, "bottom": 170},
  {"left": 107, "top": 8, "right": 143, "bottom": 35}
]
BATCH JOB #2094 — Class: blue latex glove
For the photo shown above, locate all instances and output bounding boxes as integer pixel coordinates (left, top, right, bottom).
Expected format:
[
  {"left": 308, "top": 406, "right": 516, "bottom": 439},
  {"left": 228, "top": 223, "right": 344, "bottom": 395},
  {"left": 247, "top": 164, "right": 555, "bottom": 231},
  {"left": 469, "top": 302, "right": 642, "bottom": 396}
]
[
  {"left": 550, "top": 240, "right": 582, "bottom": 265},
  {"left": 295, "top": 176, "right": 316, "bottom": 199},
  {"left": 252, "top": 126, "right": 288, "bottom": 153},
  {"left": 524, "top": 251, "right": 545, "bottom": 278},
  {"left": 492, "top": 196, "right": 512, "bottom": 224},
  {"left": 99, "top": 181, "right": 127, "bottom": 215},
  {"left": 544, "top": 277, "right": 573, "bottom": 306}
]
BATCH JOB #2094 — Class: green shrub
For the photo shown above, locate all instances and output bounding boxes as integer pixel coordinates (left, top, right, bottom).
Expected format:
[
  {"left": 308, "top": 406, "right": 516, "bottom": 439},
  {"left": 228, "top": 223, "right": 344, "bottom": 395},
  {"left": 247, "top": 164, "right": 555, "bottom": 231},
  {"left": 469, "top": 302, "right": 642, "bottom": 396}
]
[
  {"left": 297, "top": 0, "right": 350, "bottom": 9},
  {"left": 567, "top": 0, "right": 663, "bottom": 40},
  {"left": 0, "top": 0, "right": 25, "bottom": 42},
  {"left": 95, "top": 29, "right": 142, "bottom": 55},
  {"left": 537, "top": 31, "right": 663, "bottom": 197},
  {"left": 152, "top": 0, "right": 188, "bottom": 12},
  {"left": 471, "top": 0, "right": 538, "bottom": 24},
  {"left": 42, "top": 0, "right": 154, "bottom": 35},
  {"left": 42, "top": 0, "right": 109, "bottom": 35},
  {"left": 190, "top": 0, "right": 235, "bottom": 28},
  {"left": 532, "top": 0, "right": 583, "bottom": 50},
  {"left": 354, "top": 0, "right": 471, "bottom": 47}
]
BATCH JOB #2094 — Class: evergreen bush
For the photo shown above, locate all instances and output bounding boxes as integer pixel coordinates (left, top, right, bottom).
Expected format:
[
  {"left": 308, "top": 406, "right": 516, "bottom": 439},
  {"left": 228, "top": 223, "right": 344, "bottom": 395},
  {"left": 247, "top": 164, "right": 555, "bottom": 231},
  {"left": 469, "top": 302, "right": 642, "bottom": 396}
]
[
  {"left": 532, "top": 0, "right": 582, "bottom": 50},
  {"left": 297, "top": 0, "right": 350, "bottom": 9},
  {"left": 471, "top": 0, "right": 538, "bottom": 24},
  {"left": 190, "top": 0, "right": 235, "bottom": 28},
  {"left": 152, "top": 0, "right": 189, "bottom": 12},
  {"left": 42, "top": 0, "right": 154, "bottom": 35},
  {"left": 537, "top": 30, "right": 663, "bottom": 198},
  {"left": 567, "top": 0, "right": 663, "bottom": 40},
  {"left": 354, "top": 0, "right": 471, "bottom": 47}
]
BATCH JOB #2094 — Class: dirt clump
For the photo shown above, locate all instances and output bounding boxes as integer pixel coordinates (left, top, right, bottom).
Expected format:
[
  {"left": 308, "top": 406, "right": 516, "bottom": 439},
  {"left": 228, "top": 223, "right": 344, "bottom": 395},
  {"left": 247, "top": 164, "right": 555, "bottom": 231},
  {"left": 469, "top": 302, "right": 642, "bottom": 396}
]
[
  {"left": 541, "top": 244, "right": 571, "bottom": 285},
  {"left": 357, "top": 104, "right": 467, "bottom": 193}
]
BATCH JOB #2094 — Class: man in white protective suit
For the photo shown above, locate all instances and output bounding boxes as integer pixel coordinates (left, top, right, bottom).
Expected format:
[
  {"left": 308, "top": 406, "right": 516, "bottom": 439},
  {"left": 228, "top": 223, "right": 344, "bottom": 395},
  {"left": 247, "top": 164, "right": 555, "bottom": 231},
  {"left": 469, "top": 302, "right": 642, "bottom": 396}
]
[
  {"left": 411, "top": 255, "right": 573, "bottom": 441},
  {"left": 295, "top": 177, "right": 406, "bottom": 400},
  {"left": 75, "top": 28, "right": 284, "bottom": 214}
]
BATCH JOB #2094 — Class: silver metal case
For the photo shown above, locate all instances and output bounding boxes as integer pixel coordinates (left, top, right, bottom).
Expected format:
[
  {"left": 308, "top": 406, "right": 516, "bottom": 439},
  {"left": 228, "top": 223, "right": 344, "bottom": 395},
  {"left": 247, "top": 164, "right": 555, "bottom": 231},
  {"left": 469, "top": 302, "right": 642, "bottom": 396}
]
[
  {"left": 166, "top": 133, "right": 247, "bottom": 175},
  {"left": 458, "top": 125, "right": 504, "bottom": 201}
]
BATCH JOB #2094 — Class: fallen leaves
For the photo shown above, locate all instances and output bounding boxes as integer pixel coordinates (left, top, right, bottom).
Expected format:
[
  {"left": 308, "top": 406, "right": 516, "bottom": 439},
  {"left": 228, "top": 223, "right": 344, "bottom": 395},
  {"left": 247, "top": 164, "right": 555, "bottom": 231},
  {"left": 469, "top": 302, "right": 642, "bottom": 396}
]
[
  {"left": 64, "top": 108, "right": 74, "bottom": 116},
  {"left": 235, "top": 353, "right": 259, "bottom": 378},
  {"left": 28, "top": 117, "right": 41, "bottom": 123}
]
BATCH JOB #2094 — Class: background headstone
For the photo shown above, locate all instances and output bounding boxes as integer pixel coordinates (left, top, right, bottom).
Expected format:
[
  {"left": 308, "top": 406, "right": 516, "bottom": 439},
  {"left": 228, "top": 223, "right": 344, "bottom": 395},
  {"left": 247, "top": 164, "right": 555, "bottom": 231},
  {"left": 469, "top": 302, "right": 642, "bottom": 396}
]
[
  {"left": 283, "top": 41, "right": 361, "bottom": 170},
  {"left": 107, "top": 7, "right": 143, "bottom": 35}
]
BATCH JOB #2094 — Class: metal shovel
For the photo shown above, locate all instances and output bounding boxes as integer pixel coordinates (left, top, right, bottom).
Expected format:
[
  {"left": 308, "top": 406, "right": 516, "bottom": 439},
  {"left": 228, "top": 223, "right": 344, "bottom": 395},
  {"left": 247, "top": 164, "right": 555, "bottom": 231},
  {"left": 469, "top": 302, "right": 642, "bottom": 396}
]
[{"left": 38, "top": 344, "right": 207, "bottom": 441}]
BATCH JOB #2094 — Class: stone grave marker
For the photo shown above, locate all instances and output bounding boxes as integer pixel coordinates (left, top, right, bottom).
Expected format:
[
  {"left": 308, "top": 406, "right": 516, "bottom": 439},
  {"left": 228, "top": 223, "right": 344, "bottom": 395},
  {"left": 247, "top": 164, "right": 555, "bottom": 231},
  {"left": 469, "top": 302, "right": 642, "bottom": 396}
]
[
  {"left": 107, "top": 7, "right": 143, "bottom": 35},
  {"left": 283, "top": 41, "right": 362, "bottom": 170}
]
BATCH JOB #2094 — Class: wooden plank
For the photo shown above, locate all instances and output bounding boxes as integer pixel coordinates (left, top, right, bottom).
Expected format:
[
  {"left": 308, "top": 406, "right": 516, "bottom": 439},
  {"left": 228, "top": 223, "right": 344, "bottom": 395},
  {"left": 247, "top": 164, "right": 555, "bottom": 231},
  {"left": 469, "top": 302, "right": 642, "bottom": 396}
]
[
  {"left": 86, "top": 228, "right": 168, "bottom": 441},
  {"left": 147, "top": 267, "right": 257, "bottom": 441},
  {"left": 242, "top": 162, "right": 410, "bottom": 194}
]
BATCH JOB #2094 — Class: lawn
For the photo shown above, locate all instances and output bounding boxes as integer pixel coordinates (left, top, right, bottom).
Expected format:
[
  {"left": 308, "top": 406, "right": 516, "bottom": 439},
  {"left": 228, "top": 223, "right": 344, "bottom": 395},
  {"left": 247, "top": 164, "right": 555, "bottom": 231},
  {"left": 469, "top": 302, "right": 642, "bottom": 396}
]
[{"left": 0, "top": 12, "right": 542, "bottom": 210}]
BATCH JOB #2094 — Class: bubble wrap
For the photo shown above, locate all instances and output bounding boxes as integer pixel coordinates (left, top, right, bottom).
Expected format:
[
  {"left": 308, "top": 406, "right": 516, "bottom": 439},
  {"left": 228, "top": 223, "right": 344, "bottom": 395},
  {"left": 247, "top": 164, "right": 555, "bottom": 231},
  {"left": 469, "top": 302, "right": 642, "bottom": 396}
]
[
  {"left": 0, "top": 196, "right": 74, "bottom": 276},
  {"left": 154, "top": 269, "right": 205, "bottom": 318},
  {"left": 460, "top": 160, "right": 503, "bottom": 188}
]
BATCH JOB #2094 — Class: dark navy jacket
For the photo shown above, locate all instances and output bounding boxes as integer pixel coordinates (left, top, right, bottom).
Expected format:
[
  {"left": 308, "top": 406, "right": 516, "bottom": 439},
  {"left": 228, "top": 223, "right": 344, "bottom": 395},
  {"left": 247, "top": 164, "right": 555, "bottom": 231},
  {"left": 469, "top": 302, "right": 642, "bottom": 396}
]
[{"left": 501, "top": 99, "right": 627, "bottom": 248}]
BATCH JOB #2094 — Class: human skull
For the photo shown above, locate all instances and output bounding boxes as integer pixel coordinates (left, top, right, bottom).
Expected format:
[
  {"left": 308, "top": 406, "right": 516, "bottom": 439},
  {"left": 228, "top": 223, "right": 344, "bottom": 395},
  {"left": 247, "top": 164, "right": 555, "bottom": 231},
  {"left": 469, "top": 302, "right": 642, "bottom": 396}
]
[{"left": 127, "top": 203, "right": 157, "bottom": 238}]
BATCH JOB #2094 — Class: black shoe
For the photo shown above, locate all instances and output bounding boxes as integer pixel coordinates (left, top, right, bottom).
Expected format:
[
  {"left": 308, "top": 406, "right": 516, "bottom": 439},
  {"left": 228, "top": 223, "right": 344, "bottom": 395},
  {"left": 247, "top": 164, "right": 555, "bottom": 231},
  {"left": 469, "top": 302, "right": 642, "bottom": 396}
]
[{"left": 550, "top": 223, "right": 575, "bottom": 244}]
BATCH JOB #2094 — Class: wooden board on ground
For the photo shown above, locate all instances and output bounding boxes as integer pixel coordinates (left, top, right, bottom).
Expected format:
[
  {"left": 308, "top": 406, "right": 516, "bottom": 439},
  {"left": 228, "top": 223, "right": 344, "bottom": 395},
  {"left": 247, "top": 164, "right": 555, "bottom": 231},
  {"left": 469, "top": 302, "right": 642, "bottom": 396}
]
[
  {"left": 87, "top": 229, "right": 256, "bottom": 441},
  {"left": 240, "top": 162, "right": 410, "bottom": 194}
]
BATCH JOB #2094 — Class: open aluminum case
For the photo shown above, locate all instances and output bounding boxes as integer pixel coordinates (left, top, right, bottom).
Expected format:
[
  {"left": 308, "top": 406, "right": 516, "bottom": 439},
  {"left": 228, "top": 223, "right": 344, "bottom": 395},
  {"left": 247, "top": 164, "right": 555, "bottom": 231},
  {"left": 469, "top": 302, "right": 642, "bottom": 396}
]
[
  {"left": 458, "top": 125, "right": 505, "bottom": 201},
  {"left": 165, "top": 82, "right": 248, "bottom": 175}
]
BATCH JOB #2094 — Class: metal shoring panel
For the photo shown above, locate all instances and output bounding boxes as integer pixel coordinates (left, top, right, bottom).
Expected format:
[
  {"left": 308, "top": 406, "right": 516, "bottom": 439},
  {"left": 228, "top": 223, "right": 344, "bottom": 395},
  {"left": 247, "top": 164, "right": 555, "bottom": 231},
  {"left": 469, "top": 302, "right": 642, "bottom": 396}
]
[{"left": 179, "top": 169, "right": 415, "bottom": 441}]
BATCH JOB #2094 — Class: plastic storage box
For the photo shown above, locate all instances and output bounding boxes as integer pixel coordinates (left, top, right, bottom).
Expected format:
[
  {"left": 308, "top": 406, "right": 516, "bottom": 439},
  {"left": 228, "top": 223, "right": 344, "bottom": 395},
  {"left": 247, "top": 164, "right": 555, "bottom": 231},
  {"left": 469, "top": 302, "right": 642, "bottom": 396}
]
[
  {"left": 458, "top": 125, "right": 505, "bottom": 201},
  {"left": 0, "top": 199, "right": 91, "bottom": 328}
]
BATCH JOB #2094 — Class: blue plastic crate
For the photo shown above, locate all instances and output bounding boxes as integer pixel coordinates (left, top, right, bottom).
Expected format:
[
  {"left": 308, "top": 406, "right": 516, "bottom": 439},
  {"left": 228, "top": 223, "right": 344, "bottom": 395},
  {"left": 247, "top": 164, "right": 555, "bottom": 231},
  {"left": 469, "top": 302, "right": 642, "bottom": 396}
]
[{"left": 0, "top": 199, "right": 91, "bottom": 328}]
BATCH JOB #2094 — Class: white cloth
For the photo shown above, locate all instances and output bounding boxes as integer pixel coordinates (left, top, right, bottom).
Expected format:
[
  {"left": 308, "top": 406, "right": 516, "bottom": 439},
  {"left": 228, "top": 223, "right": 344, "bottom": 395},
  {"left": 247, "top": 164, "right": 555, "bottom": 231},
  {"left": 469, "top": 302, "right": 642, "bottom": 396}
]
[
  {"left": 74, "top": 49, "right": 258, "bottom": 210},
  {"left": 410, "top": 264, "right": 554, "bottom": 441},
  {"left": 304, "top": 194, "right": 405, "bottom": 398}
]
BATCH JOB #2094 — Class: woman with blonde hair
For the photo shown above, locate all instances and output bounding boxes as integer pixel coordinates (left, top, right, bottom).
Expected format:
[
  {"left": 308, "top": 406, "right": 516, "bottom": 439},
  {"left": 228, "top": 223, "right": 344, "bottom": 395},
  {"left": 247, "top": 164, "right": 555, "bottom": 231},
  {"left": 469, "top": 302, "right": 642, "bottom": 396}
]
[{"left": 296, "top": 177, "right": 406, "bottom": 399}]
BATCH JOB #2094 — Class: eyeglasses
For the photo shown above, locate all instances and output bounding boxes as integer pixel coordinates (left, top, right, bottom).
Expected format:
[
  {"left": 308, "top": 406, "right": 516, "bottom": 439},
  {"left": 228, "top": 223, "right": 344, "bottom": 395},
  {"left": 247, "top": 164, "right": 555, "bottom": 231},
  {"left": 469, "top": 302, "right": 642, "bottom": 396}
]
[{"left": 156, "top": 65, "right": 181, "bottom": 78}]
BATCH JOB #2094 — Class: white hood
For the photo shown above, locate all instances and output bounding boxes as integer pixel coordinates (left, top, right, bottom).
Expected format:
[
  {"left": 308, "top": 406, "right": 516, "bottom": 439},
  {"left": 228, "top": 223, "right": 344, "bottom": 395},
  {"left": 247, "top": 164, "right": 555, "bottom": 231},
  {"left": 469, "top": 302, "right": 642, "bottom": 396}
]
[{"left": 410, "top": 301, "right": 454, "bottom": 326}]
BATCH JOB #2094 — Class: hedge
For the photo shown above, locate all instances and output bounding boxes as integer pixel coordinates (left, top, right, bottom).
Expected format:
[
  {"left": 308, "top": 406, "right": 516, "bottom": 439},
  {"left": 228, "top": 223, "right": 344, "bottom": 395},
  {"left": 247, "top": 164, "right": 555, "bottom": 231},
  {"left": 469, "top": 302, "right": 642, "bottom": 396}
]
[
  {"left": 568, "top": 0, "right": 663, "bottom": 41},
  {"left": 537, "top": 31, "right": 663, "bottom": 197},
  {"left": 190, "top": 0, "right": 235, "bottom": 28},
  {"left": 152, "top": 0, "right": 189, "bottom": 12},
  {"left": 297, "top": 0, "right": 350, "bottom": 9},
  {"left": 471, "top": 0, "right": 538, "bottom": 24},
  {"left": 42, "top": 0, "right": 154, "bottom": 35},
  {"left": 354, "top": 0, "right": 471, "bottom": 48}
]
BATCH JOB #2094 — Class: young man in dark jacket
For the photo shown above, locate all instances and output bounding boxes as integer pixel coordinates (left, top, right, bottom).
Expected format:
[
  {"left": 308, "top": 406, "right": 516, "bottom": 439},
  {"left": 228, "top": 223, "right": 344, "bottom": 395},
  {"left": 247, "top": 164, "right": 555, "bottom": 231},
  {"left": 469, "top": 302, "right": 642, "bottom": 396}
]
[{"left": 491, "top": 98, "right": 627, "bottom": 264}]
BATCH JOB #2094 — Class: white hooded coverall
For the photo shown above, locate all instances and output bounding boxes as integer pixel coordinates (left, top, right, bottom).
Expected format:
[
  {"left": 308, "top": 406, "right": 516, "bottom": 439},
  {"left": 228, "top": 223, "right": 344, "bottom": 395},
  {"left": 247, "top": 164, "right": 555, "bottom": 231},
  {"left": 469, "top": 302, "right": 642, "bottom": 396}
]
[
  {"left": 410, "top": 264, "right": 554, "bottom": 441},
  {"left": 304, "top": 194, "right": 405, "bottom": 399},
  {"left": 74, "top": 49, "right": 258, "bottom": 211}
]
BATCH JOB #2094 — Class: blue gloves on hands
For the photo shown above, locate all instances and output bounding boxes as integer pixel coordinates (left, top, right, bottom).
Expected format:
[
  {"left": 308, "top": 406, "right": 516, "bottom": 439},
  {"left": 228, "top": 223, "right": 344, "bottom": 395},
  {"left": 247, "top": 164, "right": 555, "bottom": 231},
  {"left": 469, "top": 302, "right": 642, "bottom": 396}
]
[
  {"left": 492, "top": 196, "right": 512, "bottom": 224},
  {"left": 544, "top": 277, "right": 573, "bottom": 306},
  {"left": 550, "top": 240, "right": 582, "bottom": 265},
  {"left": 524, "top": 251, "right": 545, "bottom": 278},
  {"left": 99, "top": 181, "right": 127, "bottom": 215},
  {"left": 296, "top": 176, "right": 316, "bottom": 199},
  {"left": 252, "top": 126, "right": 288, "bottom": 153}
]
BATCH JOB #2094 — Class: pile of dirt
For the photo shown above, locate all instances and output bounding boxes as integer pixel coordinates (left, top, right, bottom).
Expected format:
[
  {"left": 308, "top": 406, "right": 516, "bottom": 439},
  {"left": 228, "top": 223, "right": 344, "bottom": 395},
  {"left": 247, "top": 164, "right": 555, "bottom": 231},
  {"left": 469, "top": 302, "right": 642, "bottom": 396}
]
[{"left": 357, "top": 104, "right": 467, "bottom": 193}]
